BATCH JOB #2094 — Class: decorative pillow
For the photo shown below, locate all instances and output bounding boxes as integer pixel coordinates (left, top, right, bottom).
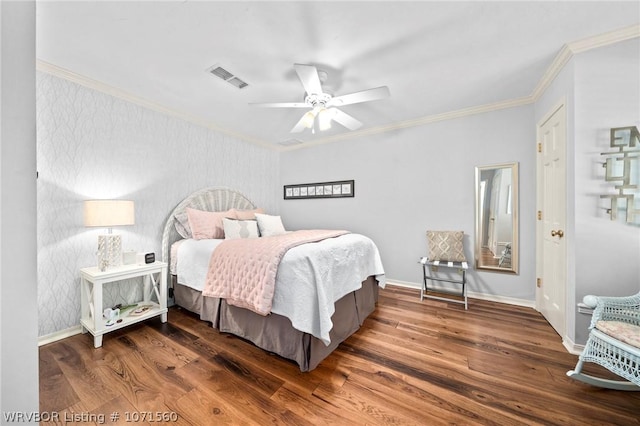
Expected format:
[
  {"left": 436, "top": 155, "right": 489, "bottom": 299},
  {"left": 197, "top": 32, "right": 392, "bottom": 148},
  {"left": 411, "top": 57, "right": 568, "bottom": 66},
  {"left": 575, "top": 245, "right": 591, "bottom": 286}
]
[
  {"left": 186, "top": 208, "right": 235, "bottom": 240},
  {"left": 230, "top": 208, "right": 264, "bottom": 220},
  {"left": 426, "top": 230, "right": 466, "bottom": 262},
  {"left": 255, "top": 213, "right": 286, "bottom": 237},
  {"left": 222, "top": 217, "right": 259, "bottom": 239}
]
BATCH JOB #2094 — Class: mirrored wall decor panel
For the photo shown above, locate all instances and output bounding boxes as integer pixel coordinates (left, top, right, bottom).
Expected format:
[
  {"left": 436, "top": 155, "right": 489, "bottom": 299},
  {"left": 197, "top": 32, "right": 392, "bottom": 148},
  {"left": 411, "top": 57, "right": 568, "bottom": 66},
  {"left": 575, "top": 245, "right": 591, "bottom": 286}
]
[{"left": 475, "top": 162, "right": 519, "bottom": 274}]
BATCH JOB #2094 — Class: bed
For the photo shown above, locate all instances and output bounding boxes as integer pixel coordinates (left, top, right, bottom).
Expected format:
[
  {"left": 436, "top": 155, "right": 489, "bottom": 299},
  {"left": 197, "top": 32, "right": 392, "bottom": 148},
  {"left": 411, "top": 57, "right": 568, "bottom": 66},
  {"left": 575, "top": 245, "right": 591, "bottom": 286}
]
[{"left": 161, "top": 187, "right": 385, "bottom": 371}]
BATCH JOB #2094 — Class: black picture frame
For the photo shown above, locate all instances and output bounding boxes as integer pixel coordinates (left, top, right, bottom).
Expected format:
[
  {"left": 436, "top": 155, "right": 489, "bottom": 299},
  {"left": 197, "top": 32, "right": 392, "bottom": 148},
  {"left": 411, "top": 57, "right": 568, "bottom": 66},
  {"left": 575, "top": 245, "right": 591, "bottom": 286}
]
[{"left": 284, "top": 180, "right": 355, "bottom": 200}]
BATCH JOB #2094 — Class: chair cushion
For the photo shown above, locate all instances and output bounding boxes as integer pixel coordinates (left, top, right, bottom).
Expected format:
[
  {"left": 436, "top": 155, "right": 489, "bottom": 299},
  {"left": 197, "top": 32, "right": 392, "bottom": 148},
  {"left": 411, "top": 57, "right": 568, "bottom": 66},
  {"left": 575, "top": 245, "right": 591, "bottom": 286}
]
[{"left": 595, "top": 320, "right": 640, "bottom": 349}]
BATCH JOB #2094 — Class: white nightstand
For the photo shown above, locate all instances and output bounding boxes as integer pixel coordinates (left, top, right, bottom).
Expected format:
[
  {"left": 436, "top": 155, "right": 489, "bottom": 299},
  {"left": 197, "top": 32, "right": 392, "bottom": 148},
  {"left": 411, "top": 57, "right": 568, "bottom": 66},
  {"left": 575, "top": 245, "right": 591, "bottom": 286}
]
[{"left": 79, "top": 261, "right": 168, "bottom": 348}]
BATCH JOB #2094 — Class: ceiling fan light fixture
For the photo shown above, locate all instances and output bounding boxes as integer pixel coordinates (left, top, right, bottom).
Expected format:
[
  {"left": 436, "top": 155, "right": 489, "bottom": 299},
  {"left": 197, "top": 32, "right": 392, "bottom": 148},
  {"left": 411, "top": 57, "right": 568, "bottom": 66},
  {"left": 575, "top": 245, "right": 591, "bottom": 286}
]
[
  {"left": 318, "top": 108, "right": 334, "bottom": 131},
  {"left": 319, "top": 119, "right": 331, "bottom": 131},
  {"left": 301, "top": 110, "right": 316, "bottom": 129},
  {"left": 251, "top": 64, "right": 390, "bottom": 134}
]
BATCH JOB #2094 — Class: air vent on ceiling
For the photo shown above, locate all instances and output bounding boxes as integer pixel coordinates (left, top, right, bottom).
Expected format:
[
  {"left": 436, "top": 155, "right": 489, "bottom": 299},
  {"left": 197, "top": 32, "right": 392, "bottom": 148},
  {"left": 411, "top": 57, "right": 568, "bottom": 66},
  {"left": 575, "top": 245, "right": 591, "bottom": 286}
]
[
  {"left": 206, "top": 64, "right": 249, "bottom": 89},
  {"left": 227, "top": 76, "right": 248, "bottom": 89}
]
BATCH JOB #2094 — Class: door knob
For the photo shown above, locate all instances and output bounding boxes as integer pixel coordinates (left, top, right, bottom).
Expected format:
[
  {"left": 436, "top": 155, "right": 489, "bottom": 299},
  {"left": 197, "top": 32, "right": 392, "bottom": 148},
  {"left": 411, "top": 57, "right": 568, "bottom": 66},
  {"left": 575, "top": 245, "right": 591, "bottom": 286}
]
[{"left": 551, "top": 229, "right": 564, "bottom": 238}]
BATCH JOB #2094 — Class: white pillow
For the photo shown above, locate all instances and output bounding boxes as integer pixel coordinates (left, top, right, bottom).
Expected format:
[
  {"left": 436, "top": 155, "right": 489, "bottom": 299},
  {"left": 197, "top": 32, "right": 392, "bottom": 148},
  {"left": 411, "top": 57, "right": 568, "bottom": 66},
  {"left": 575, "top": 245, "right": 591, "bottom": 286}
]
[
  {"left": 255, "top": 213, "right": 286, "bottom": 237},
  {"left": 222, "top": 218, "right": 259, "bottom": 239}
]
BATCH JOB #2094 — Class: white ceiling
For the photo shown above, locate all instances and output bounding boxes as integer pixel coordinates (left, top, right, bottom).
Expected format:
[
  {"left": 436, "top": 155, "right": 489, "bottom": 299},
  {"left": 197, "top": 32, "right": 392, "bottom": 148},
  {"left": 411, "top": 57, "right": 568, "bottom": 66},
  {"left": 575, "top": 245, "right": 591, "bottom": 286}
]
[{"left": 36, "top": 1, "right": 640, "bottom": 150}]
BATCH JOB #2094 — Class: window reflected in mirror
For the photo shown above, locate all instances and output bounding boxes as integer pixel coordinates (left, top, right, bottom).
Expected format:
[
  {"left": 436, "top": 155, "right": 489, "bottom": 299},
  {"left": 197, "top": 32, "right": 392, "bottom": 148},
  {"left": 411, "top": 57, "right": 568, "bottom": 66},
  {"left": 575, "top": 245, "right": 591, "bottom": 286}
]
[{"left": 475, "top": 162, "right": 519, "bottom": 274}]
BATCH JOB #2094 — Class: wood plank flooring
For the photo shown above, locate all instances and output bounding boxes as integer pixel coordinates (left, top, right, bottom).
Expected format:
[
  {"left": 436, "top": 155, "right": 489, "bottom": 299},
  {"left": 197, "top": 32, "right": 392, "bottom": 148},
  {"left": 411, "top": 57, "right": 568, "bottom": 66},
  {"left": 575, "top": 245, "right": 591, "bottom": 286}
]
[
  {"left": 39, "top": 285, "right": 640, "bottom": 425},
  {"left": 480, "top": 247, "right": 500, "bottom": 267}
]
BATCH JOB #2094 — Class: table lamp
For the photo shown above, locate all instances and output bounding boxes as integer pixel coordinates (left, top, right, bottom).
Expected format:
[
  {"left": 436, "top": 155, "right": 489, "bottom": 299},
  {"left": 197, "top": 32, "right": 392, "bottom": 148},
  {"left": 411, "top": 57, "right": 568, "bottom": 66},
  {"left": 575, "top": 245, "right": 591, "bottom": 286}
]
[{"left": 83, "top": 200, "right": 135, "bottom": 271}]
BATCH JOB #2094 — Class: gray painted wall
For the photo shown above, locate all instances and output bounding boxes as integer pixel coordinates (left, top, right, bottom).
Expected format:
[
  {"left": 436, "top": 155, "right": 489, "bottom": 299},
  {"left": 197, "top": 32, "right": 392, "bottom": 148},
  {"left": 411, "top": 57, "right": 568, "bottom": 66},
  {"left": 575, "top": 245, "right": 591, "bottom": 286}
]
[
  {"left": 280, "top": 105, "right": 537, "bottom": 302},
  {"left": 572, "top": 38, "right": 640, "bottom": 343},
  {"left": 281, "top": 38, "right": 640, "bottom": 346}
]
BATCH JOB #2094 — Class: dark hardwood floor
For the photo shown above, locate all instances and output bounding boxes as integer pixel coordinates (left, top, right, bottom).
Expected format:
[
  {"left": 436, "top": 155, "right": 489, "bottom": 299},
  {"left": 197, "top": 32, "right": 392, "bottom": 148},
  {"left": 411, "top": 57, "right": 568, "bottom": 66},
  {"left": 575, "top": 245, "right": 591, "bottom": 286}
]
[{"left": 39, "top": 285, "right": 640, "bottom": 425}]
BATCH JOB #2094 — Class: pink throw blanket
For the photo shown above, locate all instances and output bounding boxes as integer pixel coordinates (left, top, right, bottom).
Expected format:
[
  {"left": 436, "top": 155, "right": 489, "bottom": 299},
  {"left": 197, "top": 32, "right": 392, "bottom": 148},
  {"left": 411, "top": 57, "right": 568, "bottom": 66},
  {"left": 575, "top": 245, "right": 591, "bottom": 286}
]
[{"left": 202, "top": 229, "right": 349, "bottom": 315}]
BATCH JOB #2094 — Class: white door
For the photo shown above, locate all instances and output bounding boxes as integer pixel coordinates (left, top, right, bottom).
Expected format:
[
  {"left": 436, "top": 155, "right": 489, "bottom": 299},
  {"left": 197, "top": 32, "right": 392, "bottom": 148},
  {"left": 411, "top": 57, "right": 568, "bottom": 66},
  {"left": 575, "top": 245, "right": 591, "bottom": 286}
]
[{"left": 536, "top": 102, "right": 567, "bottom": 337}]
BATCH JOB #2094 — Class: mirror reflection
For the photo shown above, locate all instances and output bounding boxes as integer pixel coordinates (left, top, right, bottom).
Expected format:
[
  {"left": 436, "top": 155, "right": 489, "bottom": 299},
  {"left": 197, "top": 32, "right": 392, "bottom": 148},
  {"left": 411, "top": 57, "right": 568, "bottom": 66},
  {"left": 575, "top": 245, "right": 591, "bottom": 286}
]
[{"left": 475, "top": 162, "right": 518, "bottom": 273}]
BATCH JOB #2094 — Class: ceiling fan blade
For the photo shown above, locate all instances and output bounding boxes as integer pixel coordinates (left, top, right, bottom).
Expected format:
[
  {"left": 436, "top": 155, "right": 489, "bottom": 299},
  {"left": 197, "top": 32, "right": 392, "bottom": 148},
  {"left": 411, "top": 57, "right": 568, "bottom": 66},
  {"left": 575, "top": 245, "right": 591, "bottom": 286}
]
[
  {"left": 294, "top": 63, "right": 323, "bottom": 95},
  {"left": 249, "top": 102, "right": 309, "bottom": 108},
  {"left": 329, "top": 86, "right": 390, "bottom": 106},
  {"left": 332, "top": 108, "right": 363, "bottom": 131}
]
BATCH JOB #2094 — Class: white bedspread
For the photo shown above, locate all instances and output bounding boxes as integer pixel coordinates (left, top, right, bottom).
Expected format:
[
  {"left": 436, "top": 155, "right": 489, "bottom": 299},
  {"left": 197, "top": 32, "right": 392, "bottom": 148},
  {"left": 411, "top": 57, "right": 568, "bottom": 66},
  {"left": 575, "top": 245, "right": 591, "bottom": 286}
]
[
  {"left": 176, "top": 238, "right": 224, "bottom": 290},
  {"left": 175, "top": 233, "right": 385, "bottom": 345}
]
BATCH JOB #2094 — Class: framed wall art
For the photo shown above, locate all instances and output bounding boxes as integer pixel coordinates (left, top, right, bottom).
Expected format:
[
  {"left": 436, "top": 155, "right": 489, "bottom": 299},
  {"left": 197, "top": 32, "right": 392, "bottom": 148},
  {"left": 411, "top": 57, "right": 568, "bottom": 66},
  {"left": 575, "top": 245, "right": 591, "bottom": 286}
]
[{"left": 284, "top": 180, "right": 355, "bottom": 200}]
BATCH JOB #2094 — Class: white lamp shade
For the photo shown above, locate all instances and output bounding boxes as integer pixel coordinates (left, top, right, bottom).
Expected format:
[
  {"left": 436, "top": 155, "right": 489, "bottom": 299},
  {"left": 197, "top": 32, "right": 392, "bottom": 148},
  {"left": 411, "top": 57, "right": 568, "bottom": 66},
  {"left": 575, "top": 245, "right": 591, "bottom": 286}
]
[
  {"left": 84, "top": 200, "right": 135, "bottom": 227},
  {"left": 318, "top": 108, "right": 334, "bottom": 131},
  {"left": 301, "top": 110, "right": 316, "bottom": 129}
]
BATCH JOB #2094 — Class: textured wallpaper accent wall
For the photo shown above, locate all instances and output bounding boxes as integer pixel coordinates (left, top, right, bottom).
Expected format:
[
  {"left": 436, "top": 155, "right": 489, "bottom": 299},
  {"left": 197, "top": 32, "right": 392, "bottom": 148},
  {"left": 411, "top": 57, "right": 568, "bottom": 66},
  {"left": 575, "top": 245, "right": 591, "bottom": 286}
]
[{"left": 36, "top": 72, "right": 279, "bottom": 337}]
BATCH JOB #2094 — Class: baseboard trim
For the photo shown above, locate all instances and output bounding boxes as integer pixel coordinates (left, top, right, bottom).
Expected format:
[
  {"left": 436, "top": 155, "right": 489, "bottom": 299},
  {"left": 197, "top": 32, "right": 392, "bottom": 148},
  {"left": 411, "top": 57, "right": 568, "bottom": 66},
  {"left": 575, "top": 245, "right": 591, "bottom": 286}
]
[
  {"left": 562, "top": 336, "right": 585, "bottom": 356},
  {"left": 385, "top": 279, "right": 535, "bottom": 308},
  {"left": 39, "top": 281, "right": 537, "bottom": 345},
  {"left": 38, "top": 325, "right": 83, "bottom": 347}
]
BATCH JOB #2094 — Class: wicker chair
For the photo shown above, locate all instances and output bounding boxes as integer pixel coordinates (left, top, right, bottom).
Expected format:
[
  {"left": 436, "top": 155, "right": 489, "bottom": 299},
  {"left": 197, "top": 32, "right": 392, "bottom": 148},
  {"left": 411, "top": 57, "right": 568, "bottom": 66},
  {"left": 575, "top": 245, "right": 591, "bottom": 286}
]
[
  {"left": 498, "top": 243, "right": 511, "bottom": 267},
  {"left": 567, "top": 292, "right": 640, "bottom": 391}
]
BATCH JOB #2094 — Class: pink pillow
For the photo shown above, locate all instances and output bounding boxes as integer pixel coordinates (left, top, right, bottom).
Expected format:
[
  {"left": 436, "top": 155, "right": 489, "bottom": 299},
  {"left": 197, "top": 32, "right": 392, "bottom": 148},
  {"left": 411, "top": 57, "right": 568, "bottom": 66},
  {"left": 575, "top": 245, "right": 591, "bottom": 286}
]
[
  {"left": 229, "top": 208, "right": 264, "bottom": 220},
  {"left": 186, "top": 208, "right": 235, "bottom": 239}
]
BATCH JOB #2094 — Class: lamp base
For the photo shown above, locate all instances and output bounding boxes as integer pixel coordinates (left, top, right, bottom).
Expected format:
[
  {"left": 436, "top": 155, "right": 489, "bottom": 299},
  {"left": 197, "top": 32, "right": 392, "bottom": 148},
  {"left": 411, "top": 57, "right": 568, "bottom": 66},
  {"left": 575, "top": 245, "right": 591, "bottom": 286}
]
[{"left": 97, "top": 234, "right": 122, "bottom": 271}]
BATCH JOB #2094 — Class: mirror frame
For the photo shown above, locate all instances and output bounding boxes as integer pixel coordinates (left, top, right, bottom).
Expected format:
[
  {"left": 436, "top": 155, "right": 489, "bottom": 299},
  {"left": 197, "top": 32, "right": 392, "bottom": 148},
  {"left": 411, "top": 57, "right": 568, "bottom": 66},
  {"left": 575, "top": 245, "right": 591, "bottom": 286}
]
[{"left": 474, "top": 162, "right": 519, "bottom": 274}]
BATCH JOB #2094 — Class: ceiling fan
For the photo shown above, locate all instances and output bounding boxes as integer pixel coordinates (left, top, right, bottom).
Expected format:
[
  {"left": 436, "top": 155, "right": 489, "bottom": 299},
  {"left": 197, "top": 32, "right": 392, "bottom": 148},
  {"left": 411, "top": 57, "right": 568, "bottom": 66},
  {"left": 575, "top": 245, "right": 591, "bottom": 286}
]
[{"left": 250, "top": 64, "right": 390, "bottom": 133}]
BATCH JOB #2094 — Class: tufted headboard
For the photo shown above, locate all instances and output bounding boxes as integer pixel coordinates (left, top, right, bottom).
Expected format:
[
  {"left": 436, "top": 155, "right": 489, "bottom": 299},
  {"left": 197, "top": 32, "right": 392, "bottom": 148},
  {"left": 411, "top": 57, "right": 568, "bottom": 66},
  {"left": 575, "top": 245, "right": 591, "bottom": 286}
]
[{"left": 161, "top": 187, "right": 256, "bottom": 266}]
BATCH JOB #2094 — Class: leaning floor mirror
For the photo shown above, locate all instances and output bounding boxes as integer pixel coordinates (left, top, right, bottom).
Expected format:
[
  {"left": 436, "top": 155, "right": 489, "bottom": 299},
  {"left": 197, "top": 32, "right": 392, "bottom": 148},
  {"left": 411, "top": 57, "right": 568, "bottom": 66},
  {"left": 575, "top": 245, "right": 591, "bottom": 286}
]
[{"left": 475, "top": 162, "right": 519, "bottom": 274}]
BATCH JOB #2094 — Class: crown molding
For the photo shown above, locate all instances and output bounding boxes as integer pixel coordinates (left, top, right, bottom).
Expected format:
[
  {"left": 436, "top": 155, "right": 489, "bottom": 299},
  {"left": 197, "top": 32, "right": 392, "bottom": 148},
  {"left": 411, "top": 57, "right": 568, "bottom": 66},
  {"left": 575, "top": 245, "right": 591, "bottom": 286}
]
[
  {"left": 38, "top": 24, "right": 640, "bottom": 152},
  {"left": 568, "top": 23, "right": 640, "bottom": 54},
  {"left": 286, "top": 95, "right": 534, "bottom": 151},
  {"left": 35, "top": 60, "right": 276, "bottom": 151},
  {"left": 529, "top": 45, "right": 574, "bottom": 102},
  {"left": 531, "top": 24, "right": 640, "bottom": 101}
]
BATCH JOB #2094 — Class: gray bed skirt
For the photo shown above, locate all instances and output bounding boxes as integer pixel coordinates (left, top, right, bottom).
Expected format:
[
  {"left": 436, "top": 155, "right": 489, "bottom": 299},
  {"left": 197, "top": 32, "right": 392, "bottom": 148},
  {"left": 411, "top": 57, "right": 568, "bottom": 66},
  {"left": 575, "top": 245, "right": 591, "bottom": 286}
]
[{"left": 172, "top": 276, "right": 379, "bottom": 371}]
